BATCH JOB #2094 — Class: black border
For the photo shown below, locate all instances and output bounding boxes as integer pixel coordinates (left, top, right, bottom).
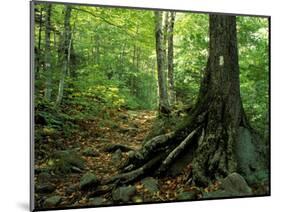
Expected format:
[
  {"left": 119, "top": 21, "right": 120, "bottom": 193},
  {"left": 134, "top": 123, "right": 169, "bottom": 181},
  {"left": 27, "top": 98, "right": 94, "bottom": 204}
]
[{"left": 30, "top": 1, "right": 271, "bottom": 211}]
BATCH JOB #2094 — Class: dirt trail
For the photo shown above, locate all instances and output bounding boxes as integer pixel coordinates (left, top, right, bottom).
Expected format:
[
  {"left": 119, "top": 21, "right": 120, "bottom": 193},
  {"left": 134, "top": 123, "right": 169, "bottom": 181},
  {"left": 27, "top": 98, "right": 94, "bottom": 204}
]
[
  {"left": 36, "top": 110, "right": 157, "bottom": 207},
  {"left": 83, "top": 110, "right": 157, "bottom": 179}
]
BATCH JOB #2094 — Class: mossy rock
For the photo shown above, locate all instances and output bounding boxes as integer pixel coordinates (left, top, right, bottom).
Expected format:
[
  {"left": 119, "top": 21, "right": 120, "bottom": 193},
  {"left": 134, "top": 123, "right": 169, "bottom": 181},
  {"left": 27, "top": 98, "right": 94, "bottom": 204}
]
[
  {"left": 50, "top": 150, "right": 85, "bottom": 173},
  {"left": 35, "top": 183, "right": 56, "bottom": 194},
  {"left": 37, "top": 172, "right": 52, "bottom": 183},
  {"left": 89, "top": 197, "right": 104, "bottom": 206},
  {"left": 82, "top": 147, "right": 100, "bottom": 157},
  {"left": 220, "top": 172, "right": 252, "bottom": 195},
  {"left": 44, "top": 195, "right": 62, "bottom": 207},
  {"left": 112, "top": 185, "right": 136, "bottom": 202},
  {"left": 80, "top": 172, "right": 99, "bottom": 190},
  {"left": 141, "top": 177, "right": 159, "bottom": 193},
  {"left": 177, "top": 191, "right": 197, "bottom": 200},
  {"left": 204, "top": 173, "right": 252, "bottom": 199},
  {"left": 203, "top": 190, "right": 234, "bottom": 199}
]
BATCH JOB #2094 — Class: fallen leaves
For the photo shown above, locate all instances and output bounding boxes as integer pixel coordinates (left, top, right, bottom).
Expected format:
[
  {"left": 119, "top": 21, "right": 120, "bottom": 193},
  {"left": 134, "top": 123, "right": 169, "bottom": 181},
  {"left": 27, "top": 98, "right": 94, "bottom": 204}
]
[{"left": 35, "top": 110, "right": 220, "bottom": 206}]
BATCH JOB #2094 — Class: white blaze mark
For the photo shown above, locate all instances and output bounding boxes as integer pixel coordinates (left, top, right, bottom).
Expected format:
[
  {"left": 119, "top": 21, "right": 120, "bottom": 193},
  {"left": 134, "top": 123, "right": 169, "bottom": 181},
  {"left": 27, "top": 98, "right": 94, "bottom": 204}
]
[{"left": 219, "top": 56, "right": 224, "bottom": 66}]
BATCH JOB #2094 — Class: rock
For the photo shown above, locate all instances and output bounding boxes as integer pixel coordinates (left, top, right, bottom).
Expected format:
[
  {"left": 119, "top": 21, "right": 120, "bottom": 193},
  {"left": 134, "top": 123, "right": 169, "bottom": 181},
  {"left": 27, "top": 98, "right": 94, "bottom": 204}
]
[
  {"left": 177, "top": 191, "right": 197, "bottom": 200},
  {"left": 35, "top": 168, "right": 51, "bottom": 175},
  {"left": 112, "top": 149, "right": 123, "bottom": 164},
  {"left": 65, "top": 184, "right": 78, "bottom": 195},
  {"left": 141, "top": 177, "right": 159, "bottom": 193},
  {"left": 44, "top": 195, "right": 62, "bottom": 207},
  {"left": 127, "top": 150, "right": 135, "bottom": 159},
  {"left": 119, "top": 127, "right": 138, "bottom": 134},
  {"left": 82, "top": 147, "right": 100, "bottom": 157},
  {"left": 202, "top": 173, "right": 252, "bottom": 199},
  {"left": 119, "top": 114, "right": 129, "bottom": 120},
  {"left": 220, "top": 172, "right": 252, "bottom": 196},
  {"left": 89, "top": 197, "right": 104, "bottom": 206},
  {"left": 235, "top": 127, "right": 260, "bottom": 183},
  {"left": 53, "top": 150, "right": 85, "bottom": 172},
  {"left": 104, "top": 144, "right": 134, "bottom": 152},
  {"left": 103, "top": 200, "right": 114, "bottom": 205},
  {"left": 80, "top": 172, "right": 99, "bottom": 190},
  {"left": 203, "top": 190, "right": 234, "bottom": 199},
  {"left": 112, "top": 185, "right": 136, "bottom": 202},
  {"left": 35, "top": 183, "right": 56, "bottom": 194},
  {"left": 132, "top": 195, "right": 143, "bottom": 203},
  {"left": 37, "top": 172, "right": 52, "bottom": 183}
]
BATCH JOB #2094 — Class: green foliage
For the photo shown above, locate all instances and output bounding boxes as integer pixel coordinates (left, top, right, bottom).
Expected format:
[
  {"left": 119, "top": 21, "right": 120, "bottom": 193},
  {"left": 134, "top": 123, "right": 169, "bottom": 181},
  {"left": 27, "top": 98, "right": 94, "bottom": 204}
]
[
  {"left": 174, "top": 14, "right": 209, "bottom": 104},
  {"left": 34, "top": 4, "right": 159, "bottom": 141},
  {"left": 238, "top": 17, "right": 269, "bottom": 132},
  {"left": 34, "top": 3, "right": 269, "bottom": 142}
]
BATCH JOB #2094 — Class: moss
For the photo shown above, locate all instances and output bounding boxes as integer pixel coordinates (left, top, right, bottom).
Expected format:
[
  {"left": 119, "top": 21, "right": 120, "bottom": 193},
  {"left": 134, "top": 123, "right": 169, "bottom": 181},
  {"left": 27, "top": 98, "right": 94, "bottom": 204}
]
[{"left": 49, "top": 150, "right": 85, "bottom": 174}]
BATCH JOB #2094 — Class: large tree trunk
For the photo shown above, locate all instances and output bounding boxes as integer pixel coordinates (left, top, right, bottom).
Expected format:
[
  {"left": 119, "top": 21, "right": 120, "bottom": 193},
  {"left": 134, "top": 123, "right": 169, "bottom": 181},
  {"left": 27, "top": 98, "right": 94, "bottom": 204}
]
[
  {"left": 44, "top": 4, "right": 52, "bottom": 100},
  {"left": 154, "top": 11, "right": 170, "bottom": 115},
  {"left": 105, "top": 14, "right": 264, "bottom": 188},
  {"left": 56, "top": 6, "right": 72, "bottom": 106},
  {"left": 190, "top": 14, "right": 249, "bottom": 186}
]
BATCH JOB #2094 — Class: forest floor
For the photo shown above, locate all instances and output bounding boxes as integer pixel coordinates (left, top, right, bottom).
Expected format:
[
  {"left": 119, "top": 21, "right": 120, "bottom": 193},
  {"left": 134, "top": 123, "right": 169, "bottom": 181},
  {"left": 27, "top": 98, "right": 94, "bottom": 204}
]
[{"left": 34, "top": 109, "right": 269, "bottom": 209}]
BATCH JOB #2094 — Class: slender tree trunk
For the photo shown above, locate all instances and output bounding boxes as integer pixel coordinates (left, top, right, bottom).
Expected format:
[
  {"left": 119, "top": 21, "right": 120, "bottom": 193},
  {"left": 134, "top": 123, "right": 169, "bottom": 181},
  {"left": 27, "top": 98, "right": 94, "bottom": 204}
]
[
  {"left": 36, "top": 6, "right": 43, "bottom": 74},
  {"left": 136, "top": 47, "right": 141, "bottom": 70},
  {"left": 154, "top": 11, "right": 170, "bottom": 115},
  {"left": 95, "top": 34, "right": 100, "bottom": 65},
  {"left": 167, "top": 12, "right": 176, "bottom": 106},
  {"left": 44, "top": 5, "right": 52, "bottom": 100},
  {"left": 56, "top": 6, "right": 72, "bottom": 106},
  {"left": 69, "top": 42, "right": 76, "bottom": 78},
  {"left": 163, "top": 12, "right": 169, "bottom": 69},
  {"left": 132, "top": 43, "right": 137, "bottom": 67}
]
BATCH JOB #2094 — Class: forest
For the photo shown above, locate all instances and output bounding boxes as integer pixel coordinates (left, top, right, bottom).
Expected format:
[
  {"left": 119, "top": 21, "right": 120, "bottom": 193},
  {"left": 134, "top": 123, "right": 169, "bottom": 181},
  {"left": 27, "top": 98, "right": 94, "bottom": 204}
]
[{"left": 33, "top": 2, "right": 269, "bottom": 210}]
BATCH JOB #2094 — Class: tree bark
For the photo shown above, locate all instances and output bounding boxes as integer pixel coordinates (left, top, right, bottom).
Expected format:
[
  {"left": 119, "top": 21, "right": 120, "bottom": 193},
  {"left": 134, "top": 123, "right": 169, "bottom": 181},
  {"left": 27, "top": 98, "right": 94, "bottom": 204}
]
[
  {"left": 163, "top": 11, "right": 169, "bottom": 70},
  {"left": 154, "top": 11, "right": 170, "bottom": 115},
  {"left": 44, "top": 4, "right": 52, "bottom": 100},
  {"left": 35, "top": 6, "right": 43, "bottom": 74},
  {"left": 167, "top": 12, "right": 176, "bottom": 106},
  {"left": 191, "top": 14, "right": 250, "bottom": 186},
  {"left": 56, "top": 6, "right": 72, "bottom": 106}
]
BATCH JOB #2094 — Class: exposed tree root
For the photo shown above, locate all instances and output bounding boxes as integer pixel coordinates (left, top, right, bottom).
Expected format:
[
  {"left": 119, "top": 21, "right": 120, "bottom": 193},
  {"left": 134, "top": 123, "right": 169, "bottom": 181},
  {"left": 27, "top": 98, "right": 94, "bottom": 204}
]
[
  {"left": 120, "top": 132, "right": 175, "bottom": 172},
  {"left": 103, "top": 153, "right": 165, "bottom": 185},
  {"left": 103, "top": 144, "right": 134, "bottom": 153},
  {"left": 101, "top": 125, "right": 201, "bottom": 185},
  {"left": 87, "top": 184, "right": 116, "bottom": 198},
  {"left": 157, "top": 126, "right": 200, "bottom": 174}
]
